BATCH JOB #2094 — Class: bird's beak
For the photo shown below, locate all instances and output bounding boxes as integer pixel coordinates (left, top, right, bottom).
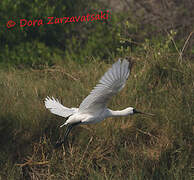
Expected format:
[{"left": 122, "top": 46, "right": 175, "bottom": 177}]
[{"left": 134, "top": 110, "right": 155, "bottom": 116}]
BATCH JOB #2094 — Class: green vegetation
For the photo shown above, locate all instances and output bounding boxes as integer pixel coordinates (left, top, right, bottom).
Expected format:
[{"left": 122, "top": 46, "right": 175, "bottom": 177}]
[
  {"left": 0, "top": 0, "right": 121, "bottom": 67},
  {"left": 0, "top": 0, "right": 193, "bottom": 179}
]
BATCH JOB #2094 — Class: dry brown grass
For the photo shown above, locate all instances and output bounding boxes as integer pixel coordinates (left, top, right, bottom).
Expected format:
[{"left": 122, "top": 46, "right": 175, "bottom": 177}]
[{"left": 0, "top": 55, "right": 193, "bottom": 179}]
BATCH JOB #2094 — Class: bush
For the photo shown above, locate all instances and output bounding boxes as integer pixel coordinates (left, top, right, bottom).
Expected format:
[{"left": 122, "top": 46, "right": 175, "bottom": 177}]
[
  {"left": 0, "top": 0, "right": 123, "bottom": 67},
  {"left": 0, "top": 41, "right": 64, "bottom": 68}
]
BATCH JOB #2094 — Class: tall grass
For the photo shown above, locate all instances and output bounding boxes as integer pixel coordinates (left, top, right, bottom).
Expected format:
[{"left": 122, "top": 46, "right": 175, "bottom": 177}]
[{"left": 0, "top": 53, "right": 193, "bottom": 179}]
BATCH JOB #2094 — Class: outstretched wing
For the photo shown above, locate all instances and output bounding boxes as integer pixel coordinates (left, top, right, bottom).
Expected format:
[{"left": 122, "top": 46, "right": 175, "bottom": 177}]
[
  {"left": 79, "top": 58, "right": 132, "bottom": 113},
  {"left": 45, "top": 96, "right": 78, "bottom": 117}
]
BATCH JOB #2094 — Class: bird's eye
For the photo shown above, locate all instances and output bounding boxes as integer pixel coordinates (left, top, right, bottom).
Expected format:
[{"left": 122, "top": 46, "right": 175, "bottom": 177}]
[
  {"left": 133, "top": 109, "right": 142, "bottom": 114},
  {"left": 133, "top": 109, "right": 139, "bottom": 114}
]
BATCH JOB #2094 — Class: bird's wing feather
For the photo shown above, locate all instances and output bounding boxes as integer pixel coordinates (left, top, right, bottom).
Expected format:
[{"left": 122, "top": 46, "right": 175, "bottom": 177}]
[
  {"left": 79, "top": 59, "right": 132, "bottom": 113},
  {"left": 45, "top": 96, "right": 78, "bottom": 117}
]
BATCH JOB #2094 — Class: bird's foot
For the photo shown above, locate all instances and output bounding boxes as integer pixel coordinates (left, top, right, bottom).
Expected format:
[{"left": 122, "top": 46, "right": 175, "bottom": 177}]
[{"left": 54, "top": 141, "right": 64, "bottom": 149}]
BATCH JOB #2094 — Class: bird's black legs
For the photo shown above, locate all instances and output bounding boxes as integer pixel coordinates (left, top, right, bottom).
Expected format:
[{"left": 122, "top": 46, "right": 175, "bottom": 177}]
[{"left": 55, "top": 121, "right": 81, "bottom": 148}]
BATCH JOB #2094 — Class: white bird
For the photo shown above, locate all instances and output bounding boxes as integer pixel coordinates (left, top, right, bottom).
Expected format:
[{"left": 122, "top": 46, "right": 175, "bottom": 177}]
[{"left": 45, "top": 58, "right": 153, "bottom": 148}]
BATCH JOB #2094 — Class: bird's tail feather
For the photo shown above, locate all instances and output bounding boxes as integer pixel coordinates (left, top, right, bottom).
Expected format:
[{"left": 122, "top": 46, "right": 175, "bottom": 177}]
[{"left": 60, "top": 122, "right": 67, "bottom": 128}]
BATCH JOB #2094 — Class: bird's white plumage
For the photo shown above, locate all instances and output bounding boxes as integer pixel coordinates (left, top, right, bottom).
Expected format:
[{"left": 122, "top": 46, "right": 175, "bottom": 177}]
[
  {"left": 45, "top": 58, "right": 133, "bottom": 127},
  {"left": 44, "top": 96, "right": 78, "bottom": 118},
  {"left": 78, "top": 59, "right": 130, "bottom": 113}
]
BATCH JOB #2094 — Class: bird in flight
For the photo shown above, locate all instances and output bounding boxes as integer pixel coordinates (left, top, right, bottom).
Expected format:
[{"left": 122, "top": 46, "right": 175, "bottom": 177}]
[{"left": 45, "top": 58, "right": 153, "bottom": 148}]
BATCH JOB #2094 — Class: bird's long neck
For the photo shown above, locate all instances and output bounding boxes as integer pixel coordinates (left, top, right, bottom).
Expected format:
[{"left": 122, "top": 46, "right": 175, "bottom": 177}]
[{"left": 108, "top": 108, "right": 132, "bottom": 117}]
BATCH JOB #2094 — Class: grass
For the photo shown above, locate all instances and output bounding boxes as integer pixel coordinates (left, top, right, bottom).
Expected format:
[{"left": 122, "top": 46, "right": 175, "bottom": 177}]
[{"left": 0, "top": 53, "right": 193, "bottom": 179}]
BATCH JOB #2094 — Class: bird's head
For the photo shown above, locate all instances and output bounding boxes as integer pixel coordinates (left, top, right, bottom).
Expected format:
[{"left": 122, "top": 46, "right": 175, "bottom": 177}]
[{"left": 126, "top": 107, "right": 154, "bottom": 116}]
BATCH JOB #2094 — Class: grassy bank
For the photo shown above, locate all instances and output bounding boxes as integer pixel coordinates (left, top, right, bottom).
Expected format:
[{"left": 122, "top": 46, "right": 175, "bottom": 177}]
[{"left": 0, "top": 54, "right": 193, "bottom": 179}]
